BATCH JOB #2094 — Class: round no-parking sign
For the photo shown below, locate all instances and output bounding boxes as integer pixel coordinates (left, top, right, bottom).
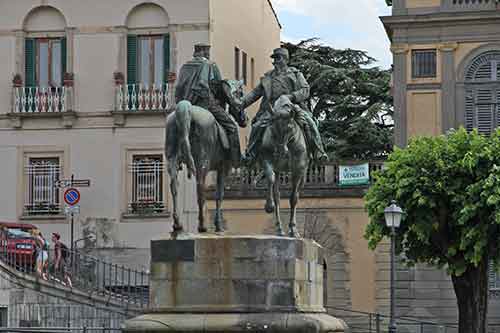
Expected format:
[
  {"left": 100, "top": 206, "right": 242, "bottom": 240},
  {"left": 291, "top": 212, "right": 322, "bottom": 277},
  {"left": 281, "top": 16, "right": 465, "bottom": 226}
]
[{"left": 64, "top": 188, "right": 80, "bottom": 206}]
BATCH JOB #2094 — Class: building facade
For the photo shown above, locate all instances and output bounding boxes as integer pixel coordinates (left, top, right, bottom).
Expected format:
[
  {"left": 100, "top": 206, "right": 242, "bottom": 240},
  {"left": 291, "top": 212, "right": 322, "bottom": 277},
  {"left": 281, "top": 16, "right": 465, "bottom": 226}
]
[
  {"left": 0, "top": 0, "right": 280, "bottom": 322},
  {"left": 383, "top": 1, "right": 500, "bottom": 329}
]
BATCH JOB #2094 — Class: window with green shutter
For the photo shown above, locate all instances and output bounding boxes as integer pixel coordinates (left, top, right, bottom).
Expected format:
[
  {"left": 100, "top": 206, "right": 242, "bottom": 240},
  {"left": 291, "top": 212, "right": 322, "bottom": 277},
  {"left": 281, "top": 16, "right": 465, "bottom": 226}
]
[
  {"left": 25, "top": 37, "right": 66, "bottom": 88},
  {"left": 128, "top": 34, "right": 170, "bottom": 87}
]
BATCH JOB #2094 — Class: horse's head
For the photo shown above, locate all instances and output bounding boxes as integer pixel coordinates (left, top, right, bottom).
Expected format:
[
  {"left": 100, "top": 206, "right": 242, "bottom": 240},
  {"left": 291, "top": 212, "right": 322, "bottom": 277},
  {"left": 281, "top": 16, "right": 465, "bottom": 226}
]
[
  {"left": 221, "top": 79, "right": 247, "bottom": 127},
  {"left": 270, "top": 95, "right": 298, "bottom": 158}
]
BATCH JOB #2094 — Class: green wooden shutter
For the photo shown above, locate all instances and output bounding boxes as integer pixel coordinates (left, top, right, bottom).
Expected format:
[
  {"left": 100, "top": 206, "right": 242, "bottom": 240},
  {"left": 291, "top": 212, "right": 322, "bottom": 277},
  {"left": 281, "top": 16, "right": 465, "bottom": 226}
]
[
  {"left": 127, "top": 35, "right": 138, "bottom": 85},
  {"left": 25, "top": 38, "right": 36, "bottom": 87},
  {"left": 61, "top": 37, "right": 67, "bottom": 77},
  {"left": 163, "top": 34, "right": 170, "bottom": 84}
]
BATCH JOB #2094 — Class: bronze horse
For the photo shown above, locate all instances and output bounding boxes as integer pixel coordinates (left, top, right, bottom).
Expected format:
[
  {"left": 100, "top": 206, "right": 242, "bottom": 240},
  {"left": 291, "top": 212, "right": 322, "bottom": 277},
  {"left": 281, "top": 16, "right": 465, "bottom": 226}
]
[
  {"left": 165, "top": 80, "right": 244, "bottom": 233},
  {"left": 259, "top": 95, "right": 309, "bottom": 238}
]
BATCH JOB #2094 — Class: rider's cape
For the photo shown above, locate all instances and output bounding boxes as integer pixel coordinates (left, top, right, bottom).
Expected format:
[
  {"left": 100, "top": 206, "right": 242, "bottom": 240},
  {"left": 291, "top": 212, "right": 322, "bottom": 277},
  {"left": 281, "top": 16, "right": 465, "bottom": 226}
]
[{"left": 175, "top": 57, "right": 222, "bottom": 105}]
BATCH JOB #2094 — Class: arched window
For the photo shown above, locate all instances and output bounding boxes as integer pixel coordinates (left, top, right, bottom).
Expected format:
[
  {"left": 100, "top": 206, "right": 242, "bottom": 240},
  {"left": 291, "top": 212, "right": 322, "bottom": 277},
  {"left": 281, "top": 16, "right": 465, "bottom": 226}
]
[{"left": 464, "top": 51, "right": 500, "bottom": 135}]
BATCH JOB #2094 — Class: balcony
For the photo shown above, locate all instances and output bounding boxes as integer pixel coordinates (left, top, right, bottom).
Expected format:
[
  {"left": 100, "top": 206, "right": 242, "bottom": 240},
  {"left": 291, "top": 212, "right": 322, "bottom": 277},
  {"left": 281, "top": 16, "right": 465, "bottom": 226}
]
[
  {"left": 10, "top": 74, "right": 76, "bottom": 128},
  {"left": 113, "top": 82, "right": 174, "bottom": 126},
  {"left": 442, "top": 0, "right": 497, "bottom": 11},
  {"left": 208, "top": 160, "right": 385, "bottom": 199}
]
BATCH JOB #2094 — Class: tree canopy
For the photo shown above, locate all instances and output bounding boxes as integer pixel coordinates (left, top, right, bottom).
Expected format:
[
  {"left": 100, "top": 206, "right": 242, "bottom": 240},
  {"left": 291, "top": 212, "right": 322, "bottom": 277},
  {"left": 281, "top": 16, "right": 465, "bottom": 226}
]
[
  {"left": 365, "top": 128, "right": 500, "bottom": 332},
  {"left": 283, "top": 39, "right": 393, "bottom": 160}
]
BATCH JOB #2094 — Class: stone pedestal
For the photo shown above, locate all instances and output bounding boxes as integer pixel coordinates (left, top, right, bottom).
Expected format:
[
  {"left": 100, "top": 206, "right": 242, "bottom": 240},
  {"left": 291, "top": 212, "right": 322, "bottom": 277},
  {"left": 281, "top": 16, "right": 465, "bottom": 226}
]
[{"left": 123, "top": 234, "right": 348, "bottom": 332}]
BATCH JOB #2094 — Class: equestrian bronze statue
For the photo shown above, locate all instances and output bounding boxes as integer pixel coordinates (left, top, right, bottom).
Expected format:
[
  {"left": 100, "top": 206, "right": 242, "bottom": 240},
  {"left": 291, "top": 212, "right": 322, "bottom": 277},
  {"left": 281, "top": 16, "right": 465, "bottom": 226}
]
[
  {"left": 165, "top": 44, "right": 246, "bottom": 233},
  {"left": 241, "top": 47, "right": 327, "bottom": 237}
]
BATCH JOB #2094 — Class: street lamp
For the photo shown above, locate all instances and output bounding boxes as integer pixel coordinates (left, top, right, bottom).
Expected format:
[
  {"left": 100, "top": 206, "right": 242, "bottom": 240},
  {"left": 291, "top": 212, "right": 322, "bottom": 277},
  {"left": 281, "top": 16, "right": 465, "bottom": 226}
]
[{"left": 385, "top": 200, "right": 403, "bottom": 333}]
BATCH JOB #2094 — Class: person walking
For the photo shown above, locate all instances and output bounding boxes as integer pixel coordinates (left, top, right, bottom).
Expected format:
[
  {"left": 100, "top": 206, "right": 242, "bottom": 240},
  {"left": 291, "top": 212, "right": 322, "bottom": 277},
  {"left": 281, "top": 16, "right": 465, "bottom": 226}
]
[
  {"left": 52, "top": 233, "right": 72, "bottom": 287},
  {"left": 31, "top": 229, "right": 48, "bottom": 280}
]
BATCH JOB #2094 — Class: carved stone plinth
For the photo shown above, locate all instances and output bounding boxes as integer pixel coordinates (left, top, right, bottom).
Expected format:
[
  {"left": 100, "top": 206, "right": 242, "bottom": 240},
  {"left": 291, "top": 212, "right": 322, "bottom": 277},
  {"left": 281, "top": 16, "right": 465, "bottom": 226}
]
[{"left": 123, "top": 234, "right": 348, "bottom": 332}]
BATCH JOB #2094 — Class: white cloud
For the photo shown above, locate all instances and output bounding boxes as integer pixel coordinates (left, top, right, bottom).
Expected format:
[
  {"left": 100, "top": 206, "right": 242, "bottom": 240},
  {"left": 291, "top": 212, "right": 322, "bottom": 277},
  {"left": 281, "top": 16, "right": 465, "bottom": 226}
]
[{"left": 272, "top": 0, "right": 392, "bottom": 68}]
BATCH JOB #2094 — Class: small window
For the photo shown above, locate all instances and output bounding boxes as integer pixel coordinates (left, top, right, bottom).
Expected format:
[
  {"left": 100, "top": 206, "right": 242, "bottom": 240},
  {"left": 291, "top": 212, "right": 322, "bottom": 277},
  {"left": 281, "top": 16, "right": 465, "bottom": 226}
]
[
  {"left": 412, "top": 49, "right": 437, "bottom": 79},
  {"left": 128, "top": 155, "right": 166, "bottom": 215},
  {"left": 138, "top": 36, "right": 164, "bottom": 87},
  {"left": 251, "top": 58, "right": 255, "bottom": 88},
  {"left": 234, "top": 47, "right": 240, "bottom": 80},
  {"left": 242, "top": 51, "right": 248, "bottom": 85},
  {"left": 24, "top": 157, "right": 61, "bottom": 216}
]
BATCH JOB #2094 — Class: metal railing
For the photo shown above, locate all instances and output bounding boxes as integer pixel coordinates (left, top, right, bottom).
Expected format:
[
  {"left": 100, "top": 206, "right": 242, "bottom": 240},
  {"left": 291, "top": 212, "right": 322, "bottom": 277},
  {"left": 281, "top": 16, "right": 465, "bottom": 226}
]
[
  {"left": 13, "top": 86, "right": 71, "bottom": 113},
  {"left": 215, "top": 160, "right": 385, "bottom": 193},
  {"left": 327, "top": 306, "right": 459, "bottom": 333},
  {"left": 0, "top": 241, "right": 150, "bottom": 310},
  {"left": 115, "top": 83, "right": 172, "bottom": 112}
]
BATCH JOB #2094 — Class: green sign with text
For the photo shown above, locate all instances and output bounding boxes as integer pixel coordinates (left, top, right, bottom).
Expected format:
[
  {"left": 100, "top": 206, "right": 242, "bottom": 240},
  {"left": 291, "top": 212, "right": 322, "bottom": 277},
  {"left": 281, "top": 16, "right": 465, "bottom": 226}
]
[{"left": 339, "top": 163, "right": 370, "bottom": 186}]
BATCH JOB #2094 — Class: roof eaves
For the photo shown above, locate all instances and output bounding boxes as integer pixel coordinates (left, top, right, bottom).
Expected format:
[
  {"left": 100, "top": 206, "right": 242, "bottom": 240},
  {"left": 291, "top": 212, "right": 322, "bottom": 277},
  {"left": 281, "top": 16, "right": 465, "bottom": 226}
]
[{"left": 267, "top": 0, "right": 283, "bottom": 29}]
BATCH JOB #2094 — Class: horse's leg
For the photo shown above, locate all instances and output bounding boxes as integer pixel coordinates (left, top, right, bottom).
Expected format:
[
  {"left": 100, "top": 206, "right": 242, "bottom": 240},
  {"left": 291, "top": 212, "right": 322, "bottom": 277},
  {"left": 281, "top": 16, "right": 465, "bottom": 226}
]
[
  {"left": 167, "top": 158, "right": 182, "bottom": 232},
  {"left": 289, "top": 172, "right": 304, "bottom": 238},
  {"left": 273, "top": 173, "right": 284, "bottom": 237},
  {"left": 262, "top": 160, "right": 275, "bottom": 214},
  {"left": 214, "top": 169, "right": 225, "bottom": 233},
  {"left": 197, "top": 168, "right": 208, "bottom": 233}
]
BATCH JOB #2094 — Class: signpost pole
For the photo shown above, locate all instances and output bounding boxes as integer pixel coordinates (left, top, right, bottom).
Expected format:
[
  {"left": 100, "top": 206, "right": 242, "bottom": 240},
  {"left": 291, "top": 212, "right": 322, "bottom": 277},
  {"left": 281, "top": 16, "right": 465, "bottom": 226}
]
[{"left": 70, "top": 174, "right": 74, "bottom": 252}]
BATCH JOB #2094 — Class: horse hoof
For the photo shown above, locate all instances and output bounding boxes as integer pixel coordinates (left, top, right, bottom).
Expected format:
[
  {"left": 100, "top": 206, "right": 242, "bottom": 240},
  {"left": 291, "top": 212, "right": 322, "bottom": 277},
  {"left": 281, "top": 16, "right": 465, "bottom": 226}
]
[
  {"left": 289, "top": 230, "right": 301, "bottom": 238},
  {"left": 198, "top": 226, "right": 208, "bottom": 233},
  {"left": 173, "top": 224, "right": 183, "bottom": 232},
  {"left": 215, "top": 226, "right": 224, "bottom": 233},
  {"left": 265, "top": 201, "right": 275, "bottom": 214},
  {"left": 276, "top": 229, "right": 285, "bottom": 237}
]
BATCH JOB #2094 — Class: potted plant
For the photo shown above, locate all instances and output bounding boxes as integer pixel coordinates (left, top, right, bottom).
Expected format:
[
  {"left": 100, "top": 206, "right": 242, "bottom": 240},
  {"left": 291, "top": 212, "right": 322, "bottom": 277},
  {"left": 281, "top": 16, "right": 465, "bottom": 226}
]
[
  {"left": 113, "top": 72, "right": 125, "bottom": 86},
  {"left": 63, "top": 72, "right": 74, "bottom": 87},
  {"left": 12, "top": 74, "right": 23, "bottom": 88}
]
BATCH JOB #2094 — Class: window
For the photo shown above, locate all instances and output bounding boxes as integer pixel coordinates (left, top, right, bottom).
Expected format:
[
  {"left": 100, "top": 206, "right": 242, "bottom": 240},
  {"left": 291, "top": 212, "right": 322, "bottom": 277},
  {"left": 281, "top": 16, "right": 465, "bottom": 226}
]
[
  {"left": 251, "top": 58, "right": 255, "bottom": 88},
  {"left": 127, "top": 34, "right": 170, "bottom": 88},
  {"left": 242, "top": 51, "right": 248, "bottom": 85},
  {"left": 25, "top": 38, "right": 66, "bottom": 88},
  {"left": 24, "top": 157, "right": 61, "bottom": 216},
  {"left": 234, "top": 47, "right": 240, "bottom": 80},
  {"left": 138, "top": 36, "right": 164, "bottom": 87},
  {"left": 411, "top": 49, "right": 437, "bottom": 79},
  {"left": 464, "top": 51, "right": 500, "bottom": 135},
  {"left": 128, "top": 155, "right": 166, "bottom": 215}
]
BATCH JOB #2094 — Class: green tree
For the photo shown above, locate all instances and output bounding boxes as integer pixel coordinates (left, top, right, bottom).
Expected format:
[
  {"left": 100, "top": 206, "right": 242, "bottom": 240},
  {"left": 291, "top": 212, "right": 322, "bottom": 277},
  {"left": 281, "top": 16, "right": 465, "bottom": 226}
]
[
  {"left": 283, "top": 39, "right": 393, "bottom": 160},
  {"left": 365, "top": 128, "right": 500, "bottom": 333}
]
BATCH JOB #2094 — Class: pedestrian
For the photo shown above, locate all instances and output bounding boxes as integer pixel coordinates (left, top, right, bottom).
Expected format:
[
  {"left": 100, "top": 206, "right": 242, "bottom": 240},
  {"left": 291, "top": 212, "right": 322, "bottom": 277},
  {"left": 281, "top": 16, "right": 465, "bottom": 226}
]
[
  {"left": 52, "top": 233, "right": 72, "bottom": 287},
  {"left": 31, "top": 229, "right": 48, "bottom": 280}
]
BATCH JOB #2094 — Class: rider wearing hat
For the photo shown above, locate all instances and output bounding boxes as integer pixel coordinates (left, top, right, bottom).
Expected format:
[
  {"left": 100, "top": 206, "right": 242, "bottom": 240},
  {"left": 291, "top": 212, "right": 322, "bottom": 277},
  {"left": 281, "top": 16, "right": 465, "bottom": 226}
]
[
  {"left": 175, "top": 43, "right": 242, "bottom": 164},
  {"left": 241, "top": 47, "right": 327, "bottom": 165}
]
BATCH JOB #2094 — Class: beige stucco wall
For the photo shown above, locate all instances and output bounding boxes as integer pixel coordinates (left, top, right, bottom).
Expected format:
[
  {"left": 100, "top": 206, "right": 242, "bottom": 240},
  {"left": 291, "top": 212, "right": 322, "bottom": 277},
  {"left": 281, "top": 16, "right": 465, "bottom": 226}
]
[
  {"left": 406, "top": 0, "right": 441, "bottom": 8},
  {"left": 407, "top": 90, "right": 442, "bottom": 138},
  {"left": 209, "top": 0, "right": 281, "bottom": 142}
]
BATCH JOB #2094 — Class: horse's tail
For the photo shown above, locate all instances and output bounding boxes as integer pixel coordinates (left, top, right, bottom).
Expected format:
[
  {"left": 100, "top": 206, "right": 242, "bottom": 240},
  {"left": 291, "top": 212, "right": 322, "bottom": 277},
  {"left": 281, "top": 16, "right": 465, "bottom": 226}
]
[{"left": 176, "top": 100, "right": 196, "bottom": 178}]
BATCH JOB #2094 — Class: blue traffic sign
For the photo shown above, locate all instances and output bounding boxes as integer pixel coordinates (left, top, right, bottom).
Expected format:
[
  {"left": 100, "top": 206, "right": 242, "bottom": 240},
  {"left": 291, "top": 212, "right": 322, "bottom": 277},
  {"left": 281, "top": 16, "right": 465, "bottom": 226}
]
[{"left": 64, "top": 188, "right": 80, "bottom": 206}]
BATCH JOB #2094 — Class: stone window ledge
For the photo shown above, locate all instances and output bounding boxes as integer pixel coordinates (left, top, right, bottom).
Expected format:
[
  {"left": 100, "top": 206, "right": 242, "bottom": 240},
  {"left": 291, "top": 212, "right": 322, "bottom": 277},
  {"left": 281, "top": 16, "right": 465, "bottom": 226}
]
[
  {"left": 19, "top": 215, "right": 67, "bottom": 223},
  {"left": 121, "top": 212, "right": 171, "bottom": 222},
  {"left": 7, "top": 111, "right": 77, "bottom": 129},
  {"left": 111, "top": 110, "right": 172, "bottom": 127}
]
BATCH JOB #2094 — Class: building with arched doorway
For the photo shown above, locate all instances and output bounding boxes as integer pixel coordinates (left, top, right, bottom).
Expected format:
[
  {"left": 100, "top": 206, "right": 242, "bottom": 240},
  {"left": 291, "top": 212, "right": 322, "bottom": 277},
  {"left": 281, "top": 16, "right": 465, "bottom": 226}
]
[{"left": 383, "top": 1, "right": 500, "bottom": 327}]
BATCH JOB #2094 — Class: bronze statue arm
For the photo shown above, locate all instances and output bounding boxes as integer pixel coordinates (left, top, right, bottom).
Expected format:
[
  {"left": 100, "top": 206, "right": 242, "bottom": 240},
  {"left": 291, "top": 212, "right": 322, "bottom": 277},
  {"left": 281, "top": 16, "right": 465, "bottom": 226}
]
[{"left": 241, "top": 83, "right": 264, "bottom": 109}]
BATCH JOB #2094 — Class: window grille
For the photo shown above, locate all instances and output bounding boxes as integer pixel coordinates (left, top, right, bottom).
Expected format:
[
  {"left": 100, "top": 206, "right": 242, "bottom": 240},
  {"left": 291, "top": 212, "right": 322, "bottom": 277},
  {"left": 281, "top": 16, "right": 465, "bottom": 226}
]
[
  {"left": 24, "top": 158, "right": 61, "bottom": 215},
  {"left": 489, "top": 262, "right": 500, "bottom": 291},
  {"left": 128, "top": 155, "right": 166, "bottom": 215},
  {"left": 411, "top": 49, "right": 437, "bottom": 79}
]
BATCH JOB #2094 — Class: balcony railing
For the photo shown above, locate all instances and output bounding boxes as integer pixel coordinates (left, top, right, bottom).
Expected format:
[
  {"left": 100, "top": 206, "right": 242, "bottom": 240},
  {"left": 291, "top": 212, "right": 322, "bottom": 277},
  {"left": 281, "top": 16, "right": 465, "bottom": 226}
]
[
  {"left": 442, "top": 0, "right": 497, "bottom": 11},
  {"left": 209, "top": 160, "right": 385, "bottom": 198},
  {"left": 13, "top": 86, "right": 71, "bottom": 113},
  {"left": 115, "top": 83, "right": 173, "bottom": 112}
]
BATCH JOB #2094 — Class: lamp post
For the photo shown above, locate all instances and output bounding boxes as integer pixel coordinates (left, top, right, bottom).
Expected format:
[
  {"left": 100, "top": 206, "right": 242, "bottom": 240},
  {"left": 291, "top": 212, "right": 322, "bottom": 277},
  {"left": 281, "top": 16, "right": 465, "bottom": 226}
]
[{"left": 385, "top": 200, "right": 403, "bottom": 333}]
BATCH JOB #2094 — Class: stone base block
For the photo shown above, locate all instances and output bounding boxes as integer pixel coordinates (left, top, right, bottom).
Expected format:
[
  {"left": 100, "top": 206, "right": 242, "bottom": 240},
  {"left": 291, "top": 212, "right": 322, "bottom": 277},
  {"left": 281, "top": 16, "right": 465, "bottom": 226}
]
[{"left": 123, "top": 312, "right": 348, "bottom": 332}]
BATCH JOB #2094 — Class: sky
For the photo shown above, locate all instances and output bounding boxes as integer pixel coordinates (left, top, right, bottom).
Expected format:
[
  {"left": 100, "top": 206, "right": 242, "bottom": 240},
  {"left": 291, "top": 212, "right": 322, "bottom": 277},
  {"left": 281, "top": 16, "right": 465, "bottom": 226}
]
[{"left": 272, "top": 0, "right": 392, "bottom": 69}]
